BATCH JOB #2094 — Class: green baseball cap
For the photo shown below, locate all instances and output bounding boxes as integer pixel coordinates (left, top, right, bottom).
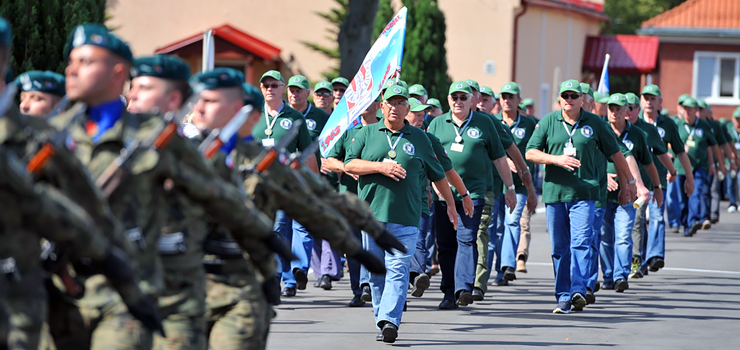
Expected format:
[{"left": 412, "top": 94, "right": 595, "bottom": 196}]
[
  {"left": 408, "top": 84, "right": 427, "bottom": 96},
  {"left": 733, "top": 106, "right": 740, "bottom": 118},
  {"left": 697, "top": 99, "right": 708, "bottom": 109},
  {"left": 331, "top": 77, "right": 350, "bottom": 87},
  {"left": 500, "top": 82, "right": 521, "bottom": 95},
  {"left": 449, "top": 81, "right": 472, "bottom": 95},
  {"left": 287, "top": 75, "right": 309, "bottom": 89},
  {"left": 579, "top": 83, "right": 594, "bottom": 99},
  {"left": 190, "top": 67, "right": 244, "bottom": 91},
  {"left": 313, "top": 80, "right": 332, "bottom": 92},
  {"left": 243, "top": 83, "right": 264, "bottom": 110},
  {"left": 479, "top": 86, "right": 494, "bottom": 97},
  {"left": 642, "top": 84, "right": 661, "bottom": 96},
  {"left": 625, "top": 92, "right": 639, "bottom": 105},
  {"left": 681, "top": 96, "right": 698, "bottom": 108},
  {"left": 260, "top": 70, "right": 284, "bottom": 83},
  {"left": 607, "top": 93, "right": 627, "bottom": 106},
  {"left": 383, "top": 84, "right": 409, "bottom": 100},
  {"left": 661, "top": 108, "right": 669, "bottom": 116},
  {"left": 677, "top": 93, "right": 691, "bottom": 105},
  {"left": 427, "top": 98, "right": 442, "bottom": 109},
  {"left": 465, "top": 79, "right": 480, "bottom": 92},
  {"left": 559, "top": 79, "right": 581, "bottom": 94},
  {"left": 383, "top": 79, "right": 408, "bottom": 90},
  {"left": 64, "top": 23, "right": 133, "bottom": 63},
  {"left": 593, "top": 91, "right": 609, "bottom": 103},
  {"left": 130, "top": 55, "right": 191, "bottom": 81},
  {"left": 0, "top": 16, "right": 11, "bottom": 48},
  {"left": 409, "top": 98, "right": 430, "bottom": 112},
  {"left": 519, "top": 98, "right": 534, "bottom": 109},
  {"left": 16, "top": 70, "right": 66, "bottom": 96}
]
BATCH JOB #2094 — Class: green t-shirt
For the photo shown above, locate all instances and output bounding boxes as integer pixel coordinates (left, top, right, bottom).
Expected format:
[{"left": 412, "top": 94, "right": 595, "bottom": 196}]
[
  {"left": 526, "top": 109, "right": 621, "bottom": 204},
  {"left": 327, "top": 124, "right": 368, "bottom": 194},
  {"left": 496, "top": 112, "right": 538, "bottom": 195},
  {"left": 721, "top": 119, "right": 740, "bottom": 169},
  {"left": 427, "top": 110, "right": 506, "bottom": 201},
  {"left": 345, "top": 120, "right": 445, "bottom": 227},
  {"left": 674, "top": 117, "right": 717, "bottom": 174},
  {"left": 419, "top": 131, "right": 453, "bottom": 215},
  {"left": 706, "top": 117, "right": 728, "bottom": 146},
  {"left": 299, "top": 103, "right": 338, "bottom": 186},
  {"left": 476, "top": 111, "right": 515, "bottom": 195},
  {"left": 633, "top": 118, "right": 668, "bottom": 188},
  {"left": 252, "top": 102, "right": 313, "bottom": 153},
  {"left": 606, "top": 122, "right": 653, "bottom": 203},
  {"left": 594, "top": 117, "right": 632, "bottom": 208}
]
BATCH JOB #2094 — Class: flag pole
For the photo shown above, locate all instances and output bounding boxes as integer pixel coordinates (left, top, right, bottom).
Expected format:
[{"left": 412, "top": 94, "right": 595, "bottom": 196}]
[
  {"left": 597, "top": 53, "right": 610, "bottom": 94},
  {"left": 202, "top": 30, "right": 214, "bottom": 72}
]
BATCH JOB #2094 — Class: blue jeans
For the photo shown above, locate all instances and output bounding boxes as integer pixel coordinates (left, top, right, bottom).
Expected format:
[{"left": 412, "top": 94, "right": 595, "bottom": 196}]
[
  {"left": 274, "top": 210, "right": 296, "bottom": 288},
  {"left": 727, "top": 175, "right": 739, "bottom": 207},
  {"left": 410, "top": 213, "right": 431, "bottom": 277},
  {"left": 546, "top": 201, "right": 595, "bottom": 302},
  {"left": 588, "top": 207, "right": 605, "bottom": 291},
  {"left": 363, "top": 223, "right": 418, "bottom": 329},
  {"left": 348, "top": 229, "right": 368, "bottom": 296},
  {"left": 702, "top": 174, "right": 714, "bottom": 221},
  {"left": 600, "top": 202, "right": 635, "bottom": 282},
  {"left": 666, "top": 175, "right": 682, "bottom": 228},
  {"left": 499, "top": 193, "right": 527, "bottom": 270},
  {"left": 486, "top": 198, "right": 505, "bottom": 280},
  {"left": 291, "top": 220, "right": 314, "bottom": 277},
  {"left": 425, "top": 205, "right": 436, "bottom": 269},
  {"left": 646, "top": 189, "right": 666, "bottom": 262},
  {"left": 435, "top": 199, "right": 485, "bottom": 301},
  {"left": 679, "top": 168, "right": 709, "bottom": 228}
]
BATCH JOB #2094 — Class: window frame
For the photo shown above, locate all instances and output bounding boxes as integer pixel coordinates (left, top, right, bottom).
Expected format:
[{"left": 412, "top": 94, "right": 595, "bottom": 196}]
[{"left": 692, "top": 51, "right": 740, "bottom": 105}]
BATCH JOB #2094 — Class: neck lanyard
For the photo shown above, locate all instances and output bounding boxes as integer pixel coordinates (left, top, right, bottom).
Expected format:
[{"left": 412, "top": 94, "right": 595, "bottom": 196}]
[
  {"left": 453, "top": 110, "right": 473, "bottom": 143},
  {"left": 620, "top": 123, "right": 630, "bottom": 142},
  {"left": 264, "top": 102, "right": 284, "bottom": 138},
  {"left": 508, "top": 114, "right": 521, "bottom": 130},
  {"left": 684, "top": 118, "right": 699, "bottom": 139},
  {"left": 385, "top": 130, "right": 404, "bottom": 159},
  {"left": 302, "top": 104, "right": 312, "bottom": 118},
  {"left": 561, "top": 119, "right": 580, "bottom": 145}
]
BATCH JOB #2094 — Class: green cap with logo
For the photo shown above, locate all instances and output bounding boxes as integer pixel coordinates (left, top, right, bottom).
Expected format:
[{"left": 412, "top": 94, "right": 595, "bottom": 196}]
[
  {"left": 0, "top": 16, "right": 12, "bottom": 48},
  {"left": 733, "top": 106, "right": 740, "bottom": 118},
  {"left": 681, "top": 96, "right": 698, "bottom": 108},
  {"left": 500, "top": 82, "right": 521, "bottom": 95},
  {"left": 243, "top": 83, "right": 264, "bottom": 110},
  {"left": 383, "top": 84, "right": 409, "bottom": 100},
  {"left": 287, "top": 75, "right": 309, "bottom": 89},
  {"left": 331, "top": 77, "right": 350, "bottom": 87},
  {"left": 677, "top": 93, "right": 691, "bottom": 105},
  {"left": 697, "top": 99, "right": 708, "bottom": 109},
  {"left": 465, "top": 79, "right": 480, "bottom": 92},
  {"left": 642, "top": 84, "right": 661, "bottom": 96},
  {"left": 130, "top": 55, "right": 191, "bottom": 80},
  {"left": 408, "top": 84, "right": 427, "bottom": 96},
  {"left": 64, "top": 23, "right": 133, "bottom": 62},
  {"left": 449, "top": 81, "right": 472, "bottom": 95},
  {"left": 427, "top": 98, "right": 442, "bottom": 110},
  {"left": 559, "top": 79, "right": 581, "bottom": 94},
  {"left": 16, "top": 70, "right": 66, "bottom": 96},
  {"left": 625, "top": 92, "right": 639, "bottom": 105},
  {"left": 383, "top": 79, "right": 408, "bottom": 90},
  {"left": 260, "top": 70, "right": 284, "bottom": 83},
  {"left": 409, "top": 98, "right": 430, "bottom": 112},
  {"left": 190, "top": 67, "right": 244, "bottom": 90},
  {"left": 479, "top": 86, "right": 494, "bottom": 97},
  {"left": 607, "top": 93, "right": 627, "bottom": 106},
  {"left": 519, "top": 98, "right": 534, "bottom": 109},
  {"left": 313, "top": 80, "right": 332, "bottom": 92},
  {"left": 579, "top": 83, "right": 594, "bottom": 99},
  {"left": 593, "top": 91, "right": 609, "bottom": 103}
]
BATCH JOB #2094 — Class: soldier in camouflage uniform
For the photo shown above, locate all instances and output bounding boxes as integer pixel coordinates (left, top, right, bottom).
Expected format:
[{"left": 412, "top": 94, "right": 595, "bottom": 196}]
[
  {"left": 45, "top": 24, "right": 288, "bottom": 350},
  {"left": 15, "top": 70, "right": 66, "bottom": 117}
]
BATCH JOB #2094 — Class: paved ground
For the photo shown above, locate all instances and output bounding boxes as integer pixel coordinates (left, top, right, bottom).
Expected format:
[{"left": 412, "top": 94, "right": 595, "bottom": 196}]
[{"left": 266, "top": 202, "right": 740, "bottom": 349}]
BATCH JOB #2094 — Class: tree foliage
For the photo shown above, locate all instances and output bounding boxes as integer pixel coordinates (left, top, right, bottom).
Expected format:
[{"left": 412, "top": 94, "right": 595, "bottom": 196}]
[
  {"left": 0, "top": 0, "right": 106, "bottom": 75},
  {"left": 603, "top": 0, "right": 686, "bottom": 34}
]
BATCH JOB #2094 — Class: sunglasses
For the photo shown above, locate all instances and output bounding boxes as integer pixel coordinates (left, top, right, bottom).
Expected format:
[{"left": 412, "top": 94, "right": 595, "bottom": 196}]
[
  {"left": 333, "top": 88, "right": 347, "bottom": 93},
  {"left": 451, "top": 94, "right": 469, "bottom": 102},
  {"left": 262, "top": 83, "right": 284, "bottom": 89},
  {"left": 560, "top": 93, "right": 580, "bottom": 100},
  {"left": 314, "top": 91, "right": 332, "bottom": 97}
]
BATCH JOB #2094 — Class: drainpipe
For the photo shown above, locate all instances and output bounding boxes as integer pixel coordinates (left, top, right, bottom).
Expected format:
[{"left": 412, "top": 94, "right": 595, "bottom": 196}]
[{"left": 512, "top": 0, "right": 529, "bottom": 81}]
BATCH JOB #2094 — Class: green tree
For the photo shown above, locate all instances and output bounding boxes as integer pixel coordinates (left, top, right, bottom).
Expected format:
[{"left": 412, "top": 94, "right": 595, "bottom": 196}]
[{"left": 0, "top": 0, "right": 106, "bottom": 75}]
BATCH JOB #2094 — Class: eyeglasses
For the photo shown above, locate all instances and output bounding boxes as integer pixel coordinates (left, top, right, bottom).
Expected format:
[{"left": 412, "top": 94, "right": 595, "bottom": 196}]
[
  {"left": 385, "top": 100, "right": 408, "bottom": 108},
  {"left": 450, "top": 94, "right": 469, "bottom": 102},
  {"left": 314, "top": 91, "right": 332, "bottom": 97},
  {"left": 333, "top": 88, "right": 346, "bottom": 93},
  {"left": 262, "top": 83, "right": 284, "bottom": 89},
  {"left": 501, "top": 93, "right": 516, "bottom": 100},
  {"left": 560, "top": 93, "right": 580, "bottom": 100}
]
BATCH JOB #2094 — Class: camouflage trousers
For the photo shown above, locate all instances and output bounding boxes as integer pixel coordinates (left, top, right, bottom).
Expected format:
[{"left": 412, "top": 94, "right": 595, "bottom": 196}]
[
  {"left": 153, "top": 267, "right": 207, "bottom": 350},
  {"left": 6, "top": 267, "right": 46, "bottom": 350},
  {"left": 474, "top": 191, "right": 498, "bottom": 294},
  {"left": 48, "top": 275, "right": 152, "bottom": 350},
  {"left": 205, "top": 272, "right": 271, "bottom": 350}
]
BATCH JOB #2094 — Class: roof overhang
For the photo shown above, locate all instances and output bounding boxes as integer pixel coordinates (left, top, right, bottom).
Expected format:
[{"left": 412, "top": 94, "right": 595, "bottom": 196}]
[
  {"left": 582, "top": 35, "right": 659, "bottom": 74},
  {"left": 155, "top": 24, "right": 282, "bottom": 61},
  {"left": 637, "top": 27, "right": 740, "bottom": 45},
  {"left": 526, "top": 0, "right": 609, "bottom": 22}
]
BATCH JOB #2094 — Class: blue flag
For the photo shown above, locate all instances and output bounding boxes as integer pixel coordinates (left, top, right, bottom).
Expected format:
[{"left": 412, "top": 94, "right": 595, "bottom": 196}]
[
  {"left": 318, "top": 7, "right": 408, "bottom": 158},
  {"left": 597, "top": 53, "right": 610, "bottom": 95}
]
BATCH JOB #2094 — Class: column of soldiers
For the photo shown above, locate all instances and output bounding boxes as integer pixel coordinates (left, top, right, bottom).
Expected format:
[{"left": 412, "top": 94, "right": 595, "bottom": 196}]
[{"left": 3, "top": 14, "right": 740, "bottom": 348}]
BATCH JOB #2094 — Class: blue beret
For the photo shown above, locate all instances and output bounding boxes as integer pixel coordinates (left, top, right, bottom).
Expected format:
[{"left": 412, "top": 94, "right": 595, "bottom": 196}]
[
  {"left": 64, "top": 23, "right": 133, "bottom": 63},
  {"left": 16, "top": 70, "right": 65, "bottom": 96},
  {"left": 190, "top": 67, "right": 244, "bottom": 91},
  {"left": 131, "top": 54, "right": 191, "bottom": 80}
]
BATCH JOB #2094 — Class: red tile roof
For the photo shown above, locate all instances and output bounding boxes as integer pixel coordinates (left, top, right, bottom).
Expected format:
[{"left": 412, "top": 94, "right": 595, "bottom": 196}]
[
  {"left": 155, "top": 24, "right": 281, "bottom": 61},
  {"left": 642, "top": 0, "right": 740, "bottom": 29},
  {"left": 582, "top": 35, "right": 659, "bottom": 74}
]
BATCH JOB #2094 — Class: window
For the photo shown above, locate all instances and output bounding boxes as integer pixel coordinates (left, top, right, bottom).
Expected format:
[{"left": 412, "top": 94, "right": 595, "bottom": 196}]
[{"left": 693, "top": 52, "right": 740, "bottom": 105}]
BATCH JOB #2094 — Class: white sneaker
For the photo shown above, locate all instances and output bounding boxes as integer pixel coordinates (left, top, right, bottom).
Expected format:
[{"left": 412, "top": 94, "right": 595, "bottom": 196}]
[{"left": 728, "top": 206, "right": 737, "bottom": 213}]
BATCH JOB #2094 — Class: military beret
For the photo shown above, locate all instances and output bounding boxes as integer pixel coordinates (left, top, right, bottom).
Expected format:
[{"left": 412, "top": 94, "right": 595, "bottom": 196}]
[
  {"left": 287, "top": 75, "right": 309, "bottom": 89},
  {"left": 0, "top": 16, "right": 11, "bottom": 48},
  {"left": 130, "top": 55, "right": 191, "bottom": 81},
  {"left": 408, "top": 84, "right": 427, "bottom": 96},
  {"left": 427, "top": 98, "right": 442, "bottom": 110},
  {"left": 449, "top": 81, "right": 472, "bottom": 95},
  {"left": 313, "top": 81, "right": 332, "bottom": 92},
  {"left": 260, "top": 70, "right": 284, "bottom": 83},
  {"left": 16, "top": 70, "right": 65, "bottom": 96},
  {"left": 243, "top": 83, "right": 264, "bottom": 110},
  {"left": 64, "top": 23, "right": 133, "bottom": 62},
  {"left": 190, "top": 67, "right": 244, "bottom": 91},
  {"left": 383, "top": 84, "right": 409, "bottom": 100},
  {"left": 331, "top": 77, "right": 350, "bottom": 87}
]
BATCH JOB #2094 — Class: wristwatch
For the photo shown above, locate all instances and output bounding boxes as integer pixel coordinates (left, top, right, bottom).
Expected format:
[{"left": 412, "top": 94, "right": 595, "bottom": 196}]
[
  {"left": 521, "top": 168, "right": 530, "bottom": 175},
  {"left": 626, "top": 178, "right": 637, "bottom": 185},
  {"left": 507, "top": 185, "right": 516, "bottom": 191},
  {"left": 654, "top": 185, "right": 662, "bottom": 190},
  {"left": 461, "top": 190, "right": 470, "bottom": 198},
  {"left": 669, "top": 171, "right": 677, "bottom": 177}
]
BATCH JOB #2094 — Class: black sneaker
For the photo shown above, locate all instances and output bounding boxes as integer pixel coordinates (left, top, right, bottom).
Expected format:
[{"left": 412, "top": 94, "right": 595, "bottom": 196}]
[
  {"left": 349, "top": 294, "right": 365, "bottom": 307},
  {"left": 319, "top": 274, "right": 332, "bottom": 290},
  {"left": 594, "top": 282, "right": 600, "bottom": 293},
  {"left": 381, "top": 322, "right": 398, "bottom": 343},
  {"left": 293, "top": 268, "right": 308, "bottom": 290},
  {"left": 601, "top": 281, "right": 614, "bottom": 290},
  {"left": 585, "top": 290, "right": 596, "bottom": 305},
  {"left": 503, "top": 266, "right": 517, "bottom": 281},
  {"left": 456, "top": 290, "right": 474, "bottom": 306},
  {"left": 553, "top": 301, "right": 571, "bottom": 314},
  {"left": 648, "top": 257, "right": 665, "bottom": 272},
  {"left": 472, "top": 287, "right": 485, "bottom": 301},
  {"left": 439, "top": 298, "right": 458, "bottom": 310},
  {"left": 361, "top": 285, "right": 372, "bottom": 302},
  {"left": 410, "top": 273, "right": 430, "bottom": 297},
  {"left": 615, "top": 279, "right": 629, "bottom": 293},
  {"left": 571, "top": 292, "right": 587, "bottom": 311}
]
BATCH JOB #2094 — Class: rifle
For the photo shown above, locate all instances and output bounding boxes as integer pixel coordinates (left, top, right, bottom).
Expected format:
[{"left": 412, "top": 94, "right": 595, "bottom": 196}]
[
  {"left": 198, "top": 105, "right": 253, "bottom": 159},
  {"left": 96, "top": 87, "right": 203, "bottom": 197},
  {"left": 25, "top": 103, "right": 87, "bottom": 174},
  {"left": 286, "top": 138, "right": 320, "bottom": 170},
  {"left": 239, "top": 119, "right": 303, "bottom": 175}
]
